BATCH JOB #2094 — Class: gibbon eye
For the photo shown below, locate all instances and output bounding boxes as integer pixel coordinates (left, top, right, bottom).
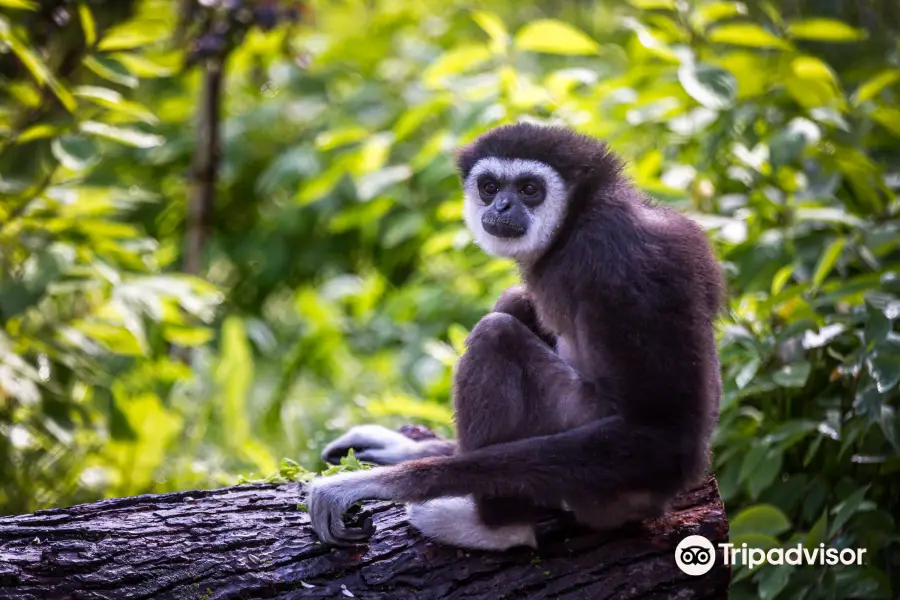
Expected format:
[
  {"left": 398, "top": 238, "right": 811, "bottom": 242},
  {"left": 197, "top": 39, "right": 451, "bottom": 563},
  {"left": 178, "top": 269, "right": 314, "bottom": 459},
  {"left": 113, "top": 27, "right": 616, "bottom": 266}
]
[
  {"left": 481, "top": 180, "right": 498, "bottom": 196},
  {"left": 521, "top": 183, "right": 538, "bottom": 197}
]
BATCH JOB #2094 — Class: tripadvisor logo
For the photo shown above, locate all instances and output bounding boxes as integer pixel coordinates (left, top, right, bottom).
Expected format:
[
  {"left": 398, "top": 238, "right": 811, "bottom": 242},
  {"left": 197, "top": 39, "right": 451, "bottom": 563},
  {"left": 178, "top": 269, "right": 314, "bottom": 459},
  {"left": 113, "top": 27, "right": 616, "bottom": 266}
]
[
  {"left": 675, "top": 535, "right": 716, "bottom": 576},
  {"left": 675, "top": 534, "right": 868, "bottom": 576}
]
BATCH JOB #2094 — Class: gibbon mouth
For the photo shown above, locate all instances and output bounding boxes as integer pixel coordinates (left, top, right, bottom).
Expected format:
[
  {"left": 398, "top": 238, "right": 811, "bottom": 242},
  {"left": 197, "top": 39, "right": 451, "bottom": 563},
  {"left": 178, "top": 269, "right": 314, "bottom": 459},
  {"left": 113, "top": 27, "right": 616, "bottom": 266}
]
[{"left": 482, "top": 214, "right": 527, "bottom": 238}]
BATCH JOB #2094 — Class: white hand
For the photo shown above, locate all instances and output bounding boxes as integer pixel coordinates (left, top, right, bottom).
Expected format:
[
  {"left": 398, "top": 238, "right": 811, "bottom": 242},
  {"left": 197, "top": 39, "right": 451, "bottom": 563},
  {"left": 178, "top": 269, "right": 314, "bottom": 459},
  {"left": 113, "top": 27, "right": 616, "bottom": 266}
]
[{"left": 321, "top": 425, "right": 420, "bottom": 465}]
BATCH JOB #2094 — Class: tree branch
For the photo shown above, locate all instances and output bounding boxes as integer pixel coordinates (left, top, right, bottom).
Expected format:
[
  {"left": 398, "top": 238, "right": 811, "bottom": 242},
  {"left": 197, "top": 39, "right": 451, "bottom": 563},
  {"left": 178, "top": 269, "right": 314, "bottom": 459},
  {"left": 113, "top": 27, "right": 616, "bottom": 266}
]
[{"left": 0, "top": 476, "right": 730, "bottom": 599}]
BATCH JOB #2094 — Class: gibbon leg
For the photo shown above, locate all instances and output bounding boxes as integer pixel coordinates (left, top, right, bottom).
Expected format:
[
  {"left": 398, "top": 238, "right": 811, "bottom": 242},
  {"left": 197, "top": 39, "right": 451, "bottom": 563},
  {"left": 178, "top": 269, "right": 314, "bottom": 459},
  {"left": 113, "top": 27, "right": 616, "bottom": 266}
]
[
  {"left": 405, "top": 312, "right": 594, "bottom": 547},
  {"left": 491, "top": 285, "right": 557, "bottom": 349},
  {"left": 453, "top": 312, "right": 591, "bottom": 451}
]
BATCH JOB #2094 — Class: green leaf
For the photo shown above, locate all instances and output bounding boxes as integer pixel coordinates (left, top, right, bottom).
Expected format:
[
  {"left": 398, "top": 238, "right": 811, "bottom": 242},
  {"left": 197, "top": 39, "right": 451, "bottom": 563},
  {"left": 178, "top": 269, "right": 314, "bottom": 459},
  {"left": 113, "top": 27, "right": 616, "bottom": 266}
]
[
  {"left": 17, "top": 123, "right": 65, "bottom": 143},
  {"left": 0, "top": 0, "right": 37, "bottom": 9},
  {"left": 872, "top": 107, "right": 900, "bottom": 137},
  {"left": 447, "top": 324, "right": 469, "bottom": 354},
  {"left": 786, "top": 81, "right": 835, "bottom": 111},
  {"left": 356, "top": 165, "right": 412, "bottom": 201},
  {"left": 357, "top": 133, "right": 393, "bottom": 173},
  {"left": 739, "top": 444, "right": 768, "bottom": 483},
  {"left": 74, "top": 86, "right": 158, "bottom": 124},
  {"left": 852, "top": 70, "right": 900, "bottom": 105},
  {"left": 0, "top": 19, "right": 76, "bottom": 112},
  {"left": 854, "top": 386, "right": 884, "bottom": 423},
  {"left": 423, "top": 44, "right": 492, "bottom": 87},
  {"left": 77, "top": 219, "right": 141, "bottom": 239},
  {"left": 694, "top": 2, "right": 748, "bottom": 28},
  {"left": 315, "top": 126, "right": 369, "bottom": 151},
  {"left": 393, "top": 97, "right": 450, "bottom": 141},
  {"left": 678, "top": 62, "right": 737, "bottom": 110},
  {"left": 803, "top": 434, "right": 823, "bottom": 467},
  {"left": 730, "top": 504, "right": 791, "bottom": 538},
  {"left": 296, "top": 160, "right": 348, "bottom": 205},
  {"left": 786, "top": 18, "right": 866, "bottom": 42},
  {"left": 514, "top": 20, "right": 600, "bottom": 55},
  {"left": 51, "top": 135, "right": 98, "bottom": 171},
  {"left": 163, "top": 325, "right": 214, "bottom": 347},
  {"left": 802, "top": 324, "right": 845, "bottom": 349},
  {"left": 810, "top": 106, "right": 850, "bottom": 128},
  {"left": 620, "top": 17, "right": 679, "bottom": 62},
  {"left": 472, "top": 10, "right": 508, "bottom": 53},
  {"left": 627, "top": 0, "right": 676, "bottom": 8},
  {"left": 758, "top": 2, "right": 785, "bottom": 26},
  {"left": 772, "top": 362, "right": 810, "bottom": 388},
  {"left": 792, "top": 56, "right": 840, "bottom": 86},
  {"left": 771, "top": 264, "right": 794, "bottom": 295},
  {"left": 217, "top": 317, "right": 253, "bottom": 445},
  {"left": 829, "top": 486, "right": 869, "bottom": 537},
  {"left": 785, "top": 56, "right": 842, "bottom": 109},
  {"left": 708, "top": 24, "right": 791, "bottom": 49},
  {"left": 763, "top": 420, "right": 818, "bottom": 448},
  {"left": 837, "top": 568, "right": 893, "bottom": 599},
  {"left": 880, "top": 407, "right": 898, "bottom": 452},
  {"left": 111, "top": 52, "right": 175, "bottom": 78},
  {"left": 865, "top": 292, "right": 900, "bottom": 321},
  {"left": 794, "top": 206, "right": 861, "bottom": 227},
  {"left": 83, "top": 55, "right": 138, "bottom": 88},
  {"left": 78, "top": 3, "right": 96, "bottom": 46},
  {"left": 868, "top": 341, "right": 900, "bottom": 393},
  {"left": 79, "top": 121, "right": 164, "bottom": 148},
  {"left": 747, "top": 449, "right": 783, "bottom": 499},
  {"left": 864, "top": 301, "right": 892, "bottom": 346},
  {"left": 382, "top": 212, "right": 424, "bottom": 248},
  {"left": 71, "top": 321, "right": 143, "bottom": 356},
  {"left": 735, "top": 356, "right": 761, "bottom": 389},
  {"left": 770, "top": 118, "right": 820, "bottom": 167},
  {"left": 98, "top": 20, "right": 169, "bottom": 51},
  {"left": 812, "top": 237, "right": 846, "bottom": 288},
  {"left": 341, "top": 448, "right": 364, "bottom": 471},
  {"left": 103, "top": 389, "right": 137, "bottom": 441},
  {"left": 758, "top": 566, "right": 793, "bottom": 600},
  {"left": 114, "top": 298, "right": 149, "bottom": 354},
  {"left": 805, "top": 510, "right": 828, "bottom": 547}
]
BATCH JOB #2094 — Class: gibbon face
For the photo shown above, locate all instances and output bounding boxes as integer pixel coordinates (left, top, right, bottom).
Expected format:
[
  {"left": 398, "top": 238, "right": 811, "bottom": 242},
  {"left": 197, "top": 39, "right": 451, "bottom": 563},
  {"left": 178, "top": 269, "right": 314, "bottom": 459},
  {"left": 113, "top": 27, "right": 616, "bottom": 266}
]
[
  {"left": 456, "top": 122, "right": 621, "bottom": 262},
  {"left": 461, "top": 157, "right": 569, "bottom": 262}
]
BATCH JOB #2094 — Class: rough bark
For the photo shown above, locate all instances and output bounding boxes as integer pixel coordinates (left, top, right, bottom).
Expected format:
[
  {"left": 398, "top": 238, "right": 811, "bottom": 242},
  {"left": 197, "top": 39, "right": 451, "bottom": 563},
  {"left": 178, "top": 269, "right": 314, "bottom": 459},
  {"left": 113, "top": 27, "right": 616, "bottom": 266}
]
[{"left": 0, "top": 476, "right": 730, "bottom": 600}]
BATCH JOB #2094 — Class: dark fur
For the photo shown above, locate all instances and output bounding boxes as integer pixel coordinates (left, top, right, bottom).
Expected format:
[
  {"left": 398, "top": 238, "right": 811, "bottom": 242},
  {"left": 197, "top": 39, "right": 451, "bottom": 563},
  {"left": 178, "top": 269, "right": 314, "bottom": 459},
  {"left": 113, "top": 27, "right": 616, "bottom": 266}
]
[
  {"left": 455, "top": 124, "right": 625, "bottom": 192},
  {"left": 310, "top": 123, "right": 724, "bottom": 545}
]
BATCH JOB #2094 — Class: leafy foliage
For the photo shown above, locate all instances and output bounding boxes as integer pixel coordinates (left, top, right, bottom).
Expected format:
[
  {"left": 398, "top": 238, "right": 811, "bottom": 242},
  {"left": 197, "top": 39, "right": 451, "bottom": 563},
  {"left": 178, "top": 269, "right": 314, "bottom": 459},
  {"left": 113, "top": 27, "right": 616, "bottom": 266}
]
[{"left": 1, "top": 1, "right": 898, "bottom": 597}]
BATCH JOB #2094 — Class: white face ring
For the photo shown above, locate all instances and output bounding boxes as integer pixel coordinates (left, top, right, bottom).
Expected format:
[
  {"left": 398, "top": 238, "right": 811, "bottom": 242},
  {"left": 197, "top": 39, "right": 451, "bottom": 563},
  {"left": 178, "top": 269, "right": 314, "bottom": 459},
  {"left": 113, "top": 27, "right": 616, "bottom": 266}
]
[{"left": 462, "top": 157, "right": 569, "bottom": 262}]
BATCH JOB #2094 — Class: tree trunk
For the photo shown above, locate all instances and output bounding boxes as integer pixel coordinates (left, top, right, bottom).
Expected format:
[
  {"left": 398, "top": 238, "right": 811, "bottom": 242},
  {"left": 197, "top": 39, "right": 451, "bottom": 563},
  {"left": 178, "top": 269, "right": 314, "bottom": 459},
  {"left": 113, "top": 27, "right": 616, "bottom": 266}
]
[
  {"left": 184, "top": 59, "right": 222, "bottom": 278},
  {"left": 0, "top": 476, "right": 730, "bottom": 599}
]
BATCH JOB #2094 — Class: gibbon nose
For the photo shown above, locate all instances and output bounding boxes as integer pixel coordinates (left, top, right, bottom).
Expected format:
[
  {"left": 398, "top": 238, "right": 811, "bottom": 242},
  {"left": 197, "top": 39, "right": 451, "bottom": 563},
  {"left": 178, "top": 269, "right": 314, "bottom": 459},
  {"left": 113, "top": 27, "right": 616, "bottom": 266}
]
[{"left": 495, "top": 192, "right": 516, "bottom": 212}]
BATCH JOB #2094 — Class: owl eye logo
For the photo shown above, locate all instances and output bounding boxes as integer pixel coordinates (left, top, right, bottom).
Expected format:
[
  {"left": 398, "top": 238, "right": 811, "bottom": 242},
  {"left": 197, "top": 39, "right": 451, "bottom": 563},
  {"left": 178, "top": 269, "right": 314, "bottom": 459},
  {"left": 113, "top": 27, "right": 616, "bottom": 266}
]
[
  {"left": 675, "top": 535, "right": 716, "bottom": 576},
  {"left": 679, "top": 546, "right": 712, "bottom": 565}
]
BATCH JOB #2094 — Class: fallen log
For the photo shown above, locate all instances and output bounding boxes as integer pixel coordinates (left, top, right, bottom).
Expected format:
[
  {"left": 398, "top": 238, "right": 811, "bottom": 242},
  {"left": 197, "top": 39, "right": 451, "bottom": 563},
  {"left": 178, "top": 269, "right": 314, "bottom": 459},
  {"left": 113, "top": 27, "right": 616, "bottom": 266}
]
[{"left": 0, "top": 475, "right": 730, "bottom": 599}]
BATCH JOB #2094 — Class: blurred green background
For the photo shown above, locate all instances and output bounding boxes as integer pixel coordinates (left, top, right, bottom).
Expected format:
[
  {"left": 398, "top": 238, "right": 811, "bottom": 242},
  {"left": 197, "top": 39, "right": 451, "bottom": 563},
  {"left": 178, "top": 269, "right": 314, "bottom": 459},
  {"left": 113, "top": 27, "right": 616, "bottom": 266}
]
[{"left": 1, "top": 0, "right": 899, "bottom": 597}]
